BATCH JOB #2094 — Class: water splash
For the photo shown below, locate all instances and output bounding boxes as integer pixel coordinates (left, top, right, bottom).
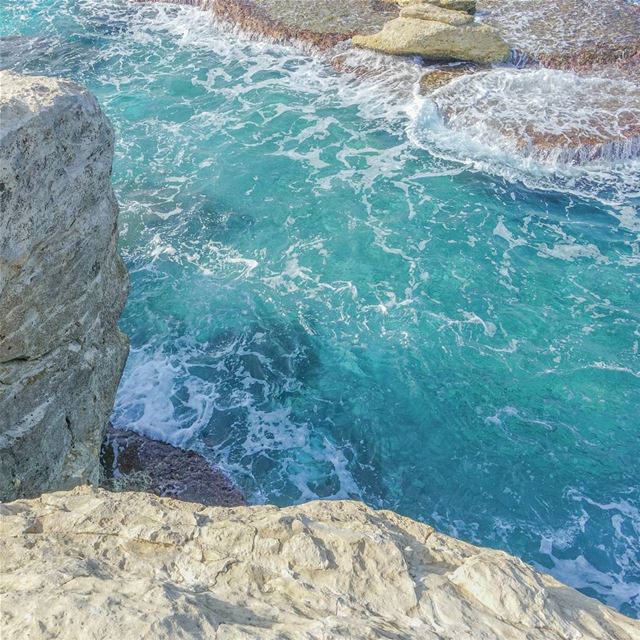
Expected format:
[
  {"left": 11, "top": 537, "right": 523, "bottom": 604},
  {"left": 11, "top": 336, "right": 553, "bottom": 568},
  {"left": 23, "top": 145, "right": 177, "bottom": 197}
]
[{"left": 410, "top": 68, "right": 640, "bottom": 204}]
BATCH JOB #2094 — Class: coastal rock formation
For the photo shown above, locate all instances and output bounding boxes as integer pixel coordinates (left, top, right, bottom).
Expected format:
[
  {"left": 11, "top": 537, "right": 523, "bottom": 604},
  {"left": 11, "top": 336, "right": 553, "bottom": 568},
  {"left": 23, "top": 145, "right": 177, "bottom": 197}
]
[
  {"left": 101, "top": 425, "right": 245, "bottom": 507},
  {"left": 429, "top": 68, "right": 640, "bottom": 163},
  {"left": 148, "top": 0, "right": 504, "bottom": 64},
  {"left": 151, "top": 0, "right": 398, "bottom": 48},
  {"left": 395, "top": 0, "right": 476, "bottom": 12},
  {"left": 479, "top": 0, "right": 640, "bottom": 77},
  {"left": 353, "top": 17, "right": 509, "bottom": 64},
  {"left": 2, "top": 486, "right": 639, "bottom": 639},
  {"left": 400, "top": 3, "right": 473, "bottom": 26},
  {"left": 0, "top": 72, "right": 128, "bottom": 501}
]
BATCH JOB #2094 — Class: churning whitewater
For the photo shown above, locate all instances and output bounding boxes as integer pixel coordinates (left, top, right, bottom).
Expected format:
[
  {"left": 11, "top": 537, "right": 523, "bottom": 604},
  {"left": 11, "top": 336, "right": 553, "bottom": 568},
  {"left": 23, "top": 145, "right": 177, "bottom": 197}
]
[{"left": 2, "top": 0, "right": 639, "bottom": 617}]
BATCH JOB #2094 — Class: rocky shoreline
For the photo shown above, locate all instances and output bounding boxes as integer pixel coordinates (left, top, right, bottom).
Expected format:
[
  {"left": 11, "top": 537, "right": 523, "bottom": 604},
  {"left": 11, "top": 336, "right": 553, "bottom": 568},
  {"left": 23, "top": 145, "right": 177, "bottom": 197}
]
[
  {"left": 136, "top": 0, "right": 640, "bottom": 75},
  {"left": 3, "top": 486, "right": 640, "bottom": 639},
  {"left": 480, "top": 0, "right": 640, "bottom": 77},
  {"left": 137, "top": 0, "right": 397, "bottom": 49},
  {"left": 134, "top": 0, "right": 639, "bottom": 164},
  {"left": 1, "top": 4, "right": 640, "bottom": 637}
]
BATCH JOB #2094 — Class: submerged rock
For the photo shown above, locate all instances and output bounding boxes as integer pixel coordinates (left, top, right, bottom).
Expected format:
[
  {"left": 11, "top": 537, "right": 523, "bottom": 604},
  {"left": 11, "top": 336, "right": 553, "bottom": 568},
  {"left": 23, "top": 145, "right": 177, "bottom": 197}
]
[
  {"left": 353, "top": 17, "right": 509, "bottom": 64},
  {"left": 101, "top": 425, "right": 245, "bottom": 507},
  {"left": 428, "top": 68, "right": 640, "bottom": 163},
  {"left": 478, "top": 0, "right": 640, "bottom": 77},
  {"left": 2, "top": 486, "right": 639, "bottom": 639},
  {"left": 419, "top": 62, "right": 479, "bottom": 93},
  {"left": 0, "top": 72, "right": 128, "bottom": 501}
]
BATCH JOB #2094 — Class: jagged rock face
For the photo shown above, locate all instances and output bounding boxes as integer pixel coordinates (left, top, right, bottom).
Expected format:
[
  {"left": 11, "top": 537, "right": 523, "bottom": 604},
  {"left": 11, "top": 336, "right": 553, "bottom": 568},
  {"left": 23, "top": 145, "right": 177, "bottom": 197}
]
[
  {"left": 1, "top": 487, "right": 638, "bottom": 639},
  {"left": 0, "top": 72, "right": 128, "bottom": 501},
  {"left": 353, "top": 17, "right": 509, "bottom": 64}
]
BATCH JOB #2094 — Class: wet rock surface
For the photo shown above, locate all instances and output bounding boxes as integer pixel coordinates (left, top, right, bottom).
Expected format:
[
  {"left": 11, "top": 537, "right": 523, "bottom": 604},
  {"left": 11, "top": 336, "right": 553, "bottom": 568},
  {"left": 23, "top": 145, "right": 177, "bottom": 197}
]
[
  {"left": 418, "top": 62, "right": 479, "bottom": 93},
  {"left": 0, "top": 72, "right": 128, "bottom": 501},
  {"left": 147, "top": 0, "right": 398, "bottom": 48},
  {"left": 101, "top": 425, "right": 245, "bottom": 507},
  {"left": 478, "top": 0, "right": 640, "bottom": 76},
  {"left": 2, "top": 486, "right": 639, "bottom": 639},
  {"left": 429, "top": 68, "right": 640, "bottom": 163}
]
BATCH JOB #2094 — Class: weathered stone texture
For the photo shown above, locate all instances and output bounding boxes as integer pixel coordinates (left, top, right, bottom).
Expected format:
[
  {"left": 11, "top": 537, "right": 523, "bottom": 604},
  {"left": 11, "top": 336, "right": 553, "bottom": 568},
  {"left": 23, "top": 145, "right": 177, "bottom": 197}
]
[
  {"left": 101, "top": 425, "right": 246, "bottom": 507},
  {"left": 1, "top": 487, "right": 639, "bottom": 639},
  {"left": 353, "top": 17, "right": 509, "bottom": 64},
  {"left": 0, "top": 71, "right": 128, "bottom": 501}
]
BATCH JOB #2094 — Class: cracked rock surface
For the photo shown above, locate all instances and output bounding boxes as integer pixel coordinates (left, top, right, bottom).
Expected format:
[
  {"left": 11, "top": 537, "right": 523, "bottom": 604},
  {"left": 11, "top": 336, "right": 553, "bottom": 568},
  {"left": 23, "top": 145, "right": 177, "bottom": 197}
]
[
  {"left": 0, "top": 71, "right": 128, "bottom": 501},
  {"left": 1, "top": 486, "right": 639, "bottom": 639}
]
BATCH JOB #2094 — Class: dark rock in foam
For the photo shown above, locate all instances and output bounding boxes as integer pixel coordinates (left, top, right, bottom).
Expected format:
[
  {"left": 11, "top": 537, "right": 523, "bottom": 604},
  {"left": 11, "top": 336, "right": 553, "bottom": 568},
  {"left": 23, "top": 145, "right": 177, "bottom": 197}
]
[{"left": 101, "top": 425, "right": 246, "bottom": 507}]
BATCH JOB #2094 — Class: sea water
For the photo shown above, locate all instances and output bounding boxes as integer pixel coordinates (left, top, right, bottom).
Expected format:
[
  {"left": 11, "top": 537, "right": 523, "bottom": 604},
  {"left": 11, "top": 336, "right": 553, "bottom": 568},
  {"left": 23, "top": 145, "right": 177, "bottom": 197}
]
[{"left": 1, "top": 0, "right": 639, "bottom": 617}]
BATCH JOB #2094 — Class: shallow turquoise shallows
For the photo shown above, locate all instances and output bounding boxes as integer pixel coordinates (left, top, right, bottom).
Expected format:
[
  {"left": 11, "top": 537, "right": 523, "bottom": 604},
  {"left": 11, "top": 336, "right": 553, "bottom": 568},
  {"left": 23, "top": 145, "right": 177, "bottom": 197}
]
[{"left": 2, "top": 0, "right": 639, "bottom": 616}]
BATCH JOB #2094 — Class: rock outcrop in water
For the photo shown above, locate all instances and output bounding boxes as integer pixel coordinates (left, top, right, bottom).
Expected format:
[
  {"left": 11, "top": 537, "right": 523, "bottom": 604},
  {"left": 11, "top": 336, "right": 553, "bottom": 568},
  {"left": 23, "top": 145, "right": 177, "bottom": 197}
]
[
  {"left": 353, "top": 0, "right": 508, "bottom": 63},
  {"left": 2, "top": 486, "right": 639, "bottom": 639},
  {"left": 101, "top": 425, "right": 246, "bottom": 507},
  {"left": 420, "top": 67, "right": 640, "bottom": 171},
  {"left": 0, "top": 71, "right": 128, "bottom": 501},
  {"left": 147, "top": 0, "right": 508, "bottom": 64},
  {"left": 149, "top": 0, "right": 397, "bottom": 48},
  {"left": 479, "top": 0, "right": 640, "bottom": 78},
  {"left": 353, "top": 16, "right": 508, "bottom": 63}
]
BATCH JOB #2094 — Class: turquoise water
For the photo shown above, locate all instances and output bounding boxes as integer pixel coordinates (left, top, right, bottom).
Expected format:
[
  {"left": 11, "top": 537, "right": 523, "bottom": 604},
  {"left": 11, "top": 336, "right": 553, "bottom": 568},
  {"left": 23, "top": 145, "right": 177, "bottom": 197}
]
[{"left": 2, "top": 0, "right": 639, "bottom": 616}]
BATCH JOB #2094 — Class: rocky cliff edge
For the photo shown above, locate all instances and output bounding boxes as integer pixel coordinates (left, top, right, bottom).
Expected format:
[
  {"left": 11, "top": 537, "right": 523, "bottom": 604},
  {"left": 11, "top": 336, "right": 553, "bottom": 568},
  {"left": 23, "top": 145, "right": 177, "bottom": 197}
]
[{"left": 2, "top": 486, "right": 639, "bottom": 639}]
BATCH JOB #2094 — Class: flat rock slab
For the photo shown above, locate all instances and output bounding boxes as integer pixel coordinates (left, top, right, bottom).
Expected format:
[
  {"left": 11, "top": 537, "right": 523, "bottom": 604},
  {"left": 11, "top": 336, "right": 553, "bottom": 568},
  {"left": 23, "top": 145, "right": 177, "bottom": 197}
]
[
  {"left": 235, "top": 0, "right": 397, "bottom": 36},
  {"left": 479, "top": 0, "right": 640, "bottom": 74},
  {"left": 101, "top": 425, "right": 245, "bottom": 507},
  {"left": 150, "top": 0, "right": 398, "bottom": 47},
  {"left": 430, "top": 68, "right": 640, "bottom": 162},
  {"left": 2, "top": 487, "right": 639, "bottom": 639}
]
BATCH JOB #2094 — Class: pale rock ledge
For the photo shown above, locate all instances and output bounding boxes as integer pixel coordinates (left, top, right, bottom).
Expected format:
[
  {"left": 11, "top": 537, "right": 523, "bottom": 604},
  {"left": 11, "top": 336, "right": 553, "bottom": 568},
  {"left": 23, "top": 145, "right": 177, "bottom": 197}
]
[{"left": 1, "top": 486, "right": 638, "bottom": 639}]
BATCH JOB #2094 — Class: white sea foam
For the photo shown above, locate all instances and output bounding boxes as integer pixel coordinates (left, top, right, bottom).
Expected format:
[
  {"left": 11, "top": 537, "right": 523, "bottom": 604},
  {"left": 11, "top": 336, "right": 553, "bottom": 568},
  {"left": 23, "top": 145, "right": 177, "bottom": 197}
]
[
  {"left": 113, "top": 318, "right": 362, "bottom": 503},
  {"left": 409, "top": 68, "right": 640, "bottom": 204}
]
